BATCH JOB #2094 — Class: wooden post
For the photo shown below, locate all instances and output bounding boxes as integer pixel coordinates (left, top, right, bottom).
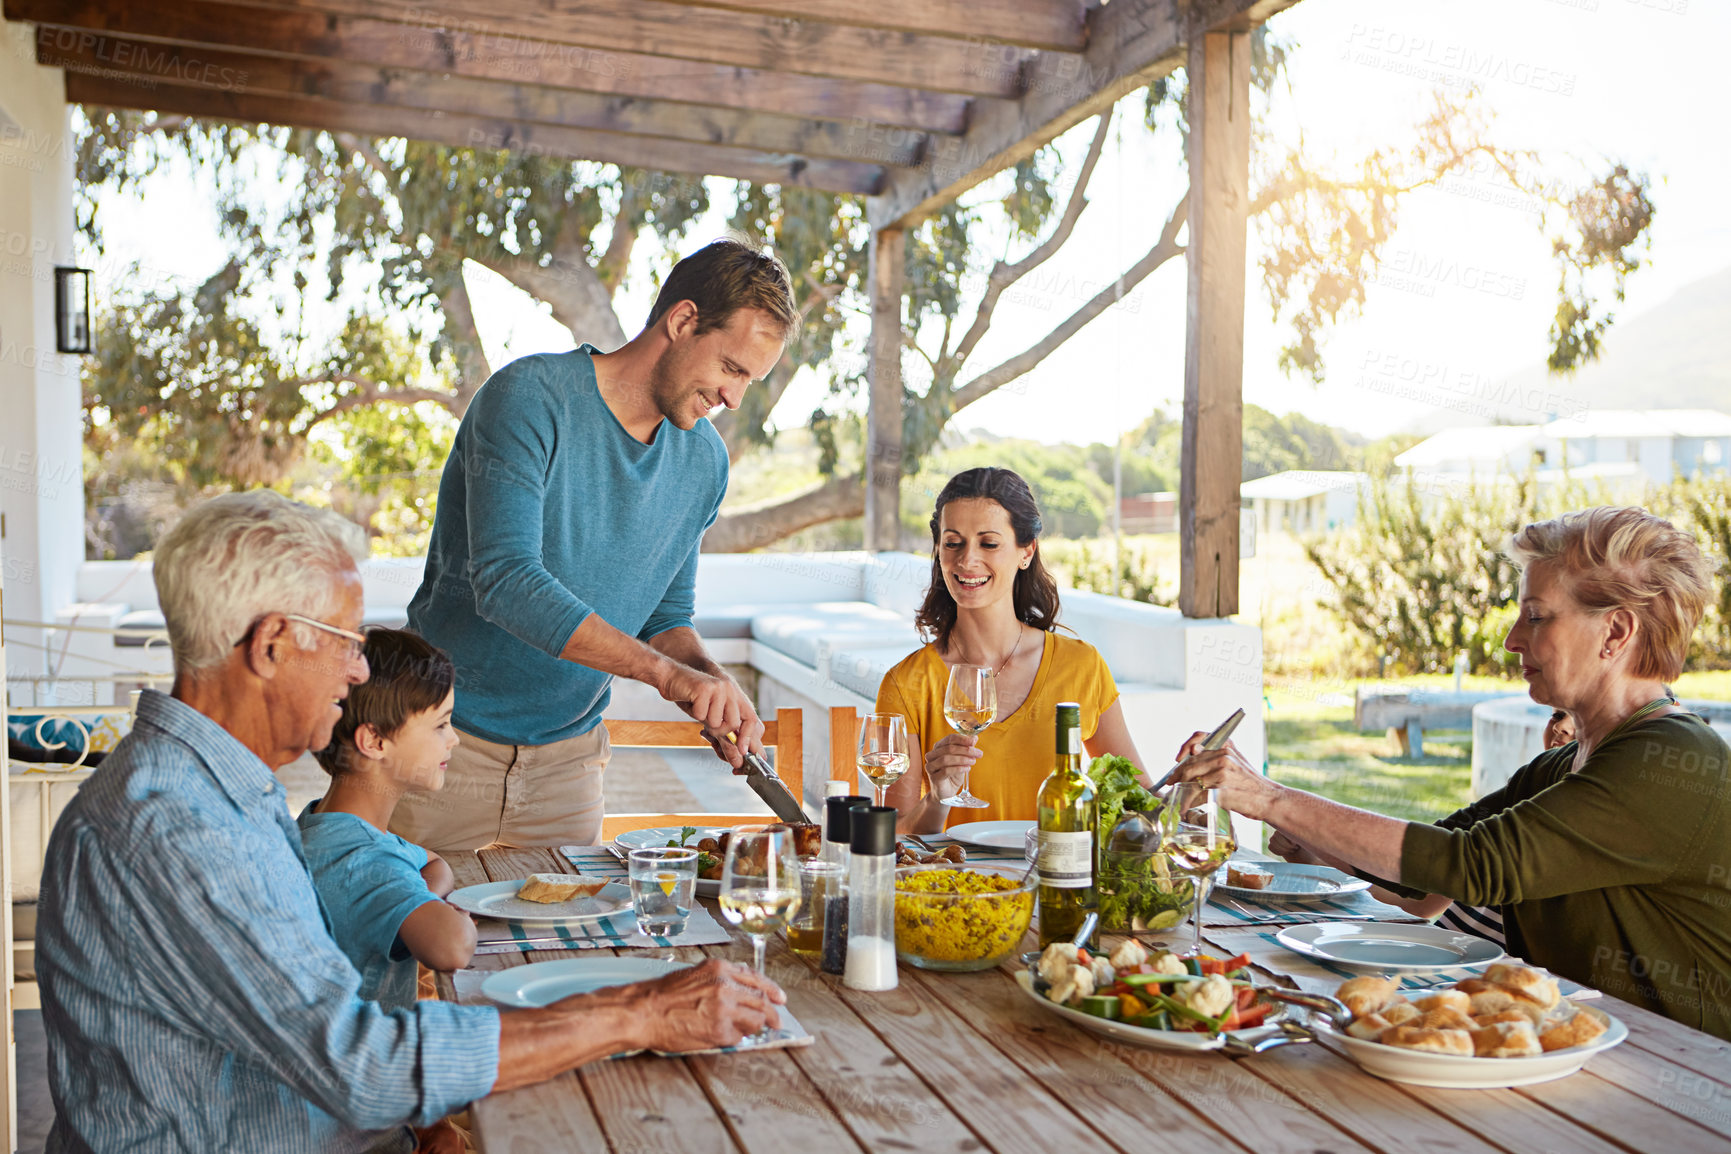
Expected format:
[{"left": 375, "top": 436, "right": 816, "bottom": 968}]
[
  {"left": 864, "top": 226, "right": 905, "bottom": 552},
  {"left": 1179, "top": 29, "right": 1251, "bottom": 618}
]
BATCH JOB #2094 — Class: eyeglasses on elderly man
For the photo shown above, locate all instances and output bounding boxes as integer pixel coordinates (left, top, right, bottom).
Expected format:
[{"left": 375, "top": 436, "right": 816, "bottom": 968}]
[{"left": 233, "top": 611, "right": 369, "bottom": 661}]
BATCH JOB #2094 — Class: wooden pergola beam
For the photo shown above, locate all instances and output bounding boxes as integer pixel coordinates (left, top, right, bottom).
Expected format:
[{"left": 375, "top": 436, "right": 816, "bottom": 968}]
[
  {"left": 652, "top": 0, "right": 1089, "bottom": 52},
  {"left": 867, "top": 0, "right": 1299, "bottom": 230},
  {"left": 215, "top": 0, "right": 1046, "bottom": 99},
  {"left": 1178, "top": 28, "right": 1251, "bottom": 618},
  {"left": 39, "top": 33, "right": 930, "bottom": 167},
  {"left": 64, "top": 73, "right": 890, "bottom": 194},
  {"left": 10, "top": 0, "right": 971, "bottom": 133}
]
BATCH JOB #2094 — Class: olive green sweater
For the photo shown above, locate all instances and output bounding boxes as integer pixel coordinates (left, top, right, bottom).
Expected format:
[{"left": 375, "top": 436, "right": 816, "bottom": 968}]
[{"left": 1400, "top": 713, "right": 1731, "bottom": 1039}]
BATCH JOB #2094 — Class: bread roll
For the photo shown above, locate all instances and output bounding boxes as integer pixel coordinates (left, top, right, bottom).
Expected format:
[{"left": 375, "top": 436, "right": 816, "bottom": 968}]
[
  {"left": 1466, "top": 988, "right": 1514, "bottom": 1017},
  {"left": 1480, "top": 1002, "right": 1545, "bottom": 1028},
  {"left": 1381, "top": 1001, "right": 1421, "bottom": 1026},
  {"left": 516, "top": 874, "right": 608, "bottom": 903},
  {"left": 1346, "top": 1013, "right": 1393, "bottom": 1041},
  {"left": 1381, "top": 1026, "right": 1474, "bottom": 1056},
  {"left": 1338, "top": 975, "right": 1399, "bottom": 1018},
  {"left": 1539, "top": 1008, "right": 1607, "bottom": 1052},
  {"left": 1413, "top": 990, "right": 1472, "bottom": 1016},
  {"left": 1419, "top": 1007, "right": 1478, "bottom": 1032},
  {"left": 1470, "top": 1020, "right": 1542, "bottom": 1058},
  {"left": 1486, "top": 964, "right": 1561, "bottom": 1008}
]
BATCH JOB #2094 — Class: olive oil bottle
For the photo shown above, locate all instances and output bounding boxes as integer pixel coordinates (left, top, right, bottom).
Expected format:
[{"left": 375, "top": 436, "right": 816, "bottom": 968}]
[{"left": 1036, "top": 702, "right": 1098, "bottom": 949}]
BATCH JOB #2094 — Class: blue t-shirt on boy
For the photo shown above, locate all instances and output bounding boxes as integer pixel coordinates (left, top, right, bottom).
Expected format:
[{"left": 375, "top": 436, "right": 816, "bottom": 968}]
[{"left": 296, "top": 802, "right": 440, "bottom": 1011}]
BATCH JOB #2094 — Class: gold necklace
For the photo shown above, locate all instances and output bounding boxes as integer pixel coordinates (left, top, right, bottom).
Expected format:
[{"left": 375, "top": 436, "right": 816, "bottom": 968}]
[{"left": 963, "top": 625, "right": 1026, "bottom": 676}]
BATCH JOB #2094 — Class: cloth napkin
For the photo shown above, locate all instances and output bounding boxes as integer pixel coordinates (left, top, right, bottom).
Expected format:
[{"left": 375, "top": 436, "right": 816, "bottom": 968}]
[
  {"left": 472, "top": 902, "right": 732, "bottom": 955},
  {"left": 1202, "top": 887, "right": 1427, "bottom": 927},
  {"left": 452, "top": 968, "right": 814, "bottom": 1054}
]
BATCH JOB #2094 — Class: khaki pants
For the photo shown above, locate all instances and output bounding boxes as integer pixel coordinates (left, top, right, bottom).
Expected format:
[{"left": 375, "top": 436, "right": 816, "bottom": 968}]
[{"left": 390, "top": 725, "right": 610, "bottom": 853}]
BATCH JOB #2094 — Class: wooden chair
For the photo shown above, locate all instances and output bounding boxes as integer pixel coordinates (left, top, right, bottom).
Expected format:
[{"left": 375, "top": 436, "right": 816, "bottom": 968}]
[
  {"left": 600, "top": 708, "right": 803, "bottom": 839},
  {"left": 599, "top": 706, "right": 867, "bottom": 839}
]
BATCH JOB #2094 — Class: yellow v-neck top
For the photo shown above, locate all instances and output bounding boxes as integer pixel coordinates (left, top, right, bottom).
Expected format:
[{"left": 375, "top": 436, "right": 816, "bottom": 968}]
[{"left": 875, "top": 630, "right": 1119, "bottom": 825}]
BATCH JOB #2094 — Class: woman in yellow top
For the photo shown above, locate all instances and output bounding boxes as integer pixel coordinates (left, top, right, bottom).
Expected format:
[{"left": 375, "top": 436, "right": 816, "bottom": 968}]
[{"left": 879, "top": 467, "right": 1148, "bottom": 832}]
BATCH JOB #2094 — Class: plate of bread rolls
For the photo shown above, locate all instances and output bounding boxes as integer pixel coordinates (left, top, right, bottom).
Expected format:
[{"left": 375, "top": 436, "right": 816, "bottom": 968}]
[{"left": 1324, "top": 966, "right": 1625, "bottom": 1087}]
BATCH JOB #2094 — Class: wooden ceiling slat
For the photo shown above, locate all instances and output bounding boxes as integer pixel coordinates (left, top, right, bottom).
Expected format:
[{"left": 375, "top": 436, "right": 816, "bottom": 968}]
[
  {"left": 63, "top": 71, "right": 888, "bottom": 194},
  {"left": 222, "top": 0, "right": 1040, "bottom": 98},
  {"left": 39, "top": 34, "right": 928, "bottom": 167},
  {"left": 11, "top": 0, "right": 971, "bottom": 133},
  {"left": 649, "top": 0, "right": 1089, "bottom": 52},
  {"left": 870, "top": 0, "right": 1300, "bottom": 228}
]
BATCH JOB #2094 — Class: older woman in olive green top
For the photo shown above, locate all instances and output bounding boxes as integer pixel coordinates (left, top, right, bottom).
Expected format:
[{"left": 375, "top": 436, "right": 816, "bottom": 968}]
[{"left": 1175, "top": 507, "right": 1731, "bottom": 1039}]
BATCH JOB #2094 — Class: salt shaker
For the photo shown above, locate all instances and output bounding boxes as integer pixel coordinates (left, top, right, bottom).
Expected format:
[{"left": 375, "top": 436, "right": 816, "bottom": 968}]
[{"left": 843, "top": 805, "right": 898, "bottom": 991}]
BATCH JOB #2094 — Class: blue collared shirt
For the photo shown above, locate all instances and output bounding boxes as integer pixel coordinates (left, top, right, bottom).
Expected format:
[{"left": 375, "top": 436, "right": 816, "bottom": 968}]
[{"left": 37, "top": 691, "right": 501, "bottom": 1153}]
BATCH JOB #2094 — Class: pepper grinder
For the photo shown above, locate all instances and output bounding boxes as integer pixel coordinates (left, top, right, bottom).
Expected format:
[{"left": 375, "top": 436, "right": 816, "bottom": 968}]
[
  {"left": 820, "top": 795, "right": 868, "bottom": 974},
  {"left": 843, "top": 805, "right": 898, "bottom": 991}
]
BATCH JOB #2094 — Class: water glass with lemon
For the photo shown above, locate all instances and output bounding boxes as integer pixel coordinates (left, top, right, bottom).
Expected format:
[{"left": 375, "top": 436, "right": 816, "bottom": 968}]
[{"left": 627, "top": 847, "right": 698, "bottom": 938}]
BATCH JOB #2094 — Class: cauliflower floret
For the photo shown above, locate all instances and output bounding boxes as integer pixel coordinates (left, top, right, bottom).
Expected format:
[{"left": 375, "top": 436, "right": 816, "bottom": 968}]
[
  {"left": 1187, "top": 973, "right": 1235, "bottom": 1018},
  {"left": 1088, "top": 956, "right": 1116, "bottom": 987},
  {"left": 1037, "top": 942, "right": 1081, "bottom": 984},
  {"left": 1109, "top": 939, "right": 1149, "bottom": 971},
  {"left": 1150, "top": 951, "right": 1187, "bottom": 977},
  {"left": 1049, "top": 963, "right": 1096, "bottom": 1007}
]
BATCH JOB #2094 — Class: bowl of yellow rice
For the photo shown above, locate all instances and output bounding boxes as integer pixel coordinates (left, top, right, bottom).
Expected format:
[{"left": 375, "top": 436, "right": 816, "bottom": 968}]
[{"left": 893, "top": 865, "right": 1036, "bottom": 972}]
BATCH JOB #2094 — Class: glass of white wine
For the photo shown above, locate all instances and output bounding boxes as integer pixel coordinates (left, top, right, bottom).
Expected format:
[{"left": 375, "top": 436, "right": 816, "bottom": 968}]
[
  {"left": 718, "top": 826, "right": 802, "bottom": 975},
  {"left": 940, "top": 664, "right": 996, "bottom": 809},
  {"left": 1156, "top": 782, "right": 1238, "bottom": 957},
  {"left": 857, "top": 713, "right": 911, "bottom": 806}
]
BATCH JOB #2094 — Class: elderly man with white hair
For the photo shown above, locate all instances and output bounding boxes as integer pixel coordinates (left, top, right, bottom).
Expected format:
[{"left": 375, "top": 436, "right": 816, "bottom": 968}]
[{"left": 36, "top": 491, "right": 784, "bottom": 1154}]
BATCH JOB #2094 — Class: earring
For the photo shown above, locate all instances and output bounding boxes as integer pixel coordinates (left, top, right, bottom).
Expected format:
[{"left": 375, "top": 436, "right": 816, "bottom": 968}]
[{"left": 1602, "top": 647, "right": 1612, "bottom": 658}]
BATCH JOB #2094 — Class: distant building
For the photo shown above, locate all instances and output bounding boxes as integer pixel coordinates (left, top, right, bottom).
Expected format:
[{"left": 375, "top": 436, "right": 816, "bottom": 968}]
[
  {"left": 1239, "top": 471, "right": 1368, "bottom": 537},
  {"left": 1394, "top": 409, "right": 1731, "bottom": 494},
  {"left": 1118, "top": 491, "right": 1177, "bottom": 534}
]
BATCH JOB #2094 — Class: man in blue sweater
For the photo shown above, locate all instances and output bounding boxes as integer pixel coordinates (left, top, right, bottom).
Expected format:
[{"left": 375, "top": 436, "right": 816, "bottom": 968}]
[{"left": 395, "top": 239, "right": 798, "bottom": 850}]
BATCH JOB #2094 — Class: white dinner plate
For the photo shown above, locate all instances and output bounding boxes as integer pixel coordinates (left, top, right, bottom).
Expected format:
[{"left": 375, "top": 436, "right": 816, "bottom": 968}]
[
  {"left": 1327, "top": 997, "right": 1627, "bottom": 1088},
  {"left": 482, "top": 956, "right": 689, "bottom": 1008},
  {"left": 611, "top": 826, "right": 731, "bottom": 898},
  {"left": 1276, "top": 922, "right": 1504, "bottom": 974},
  {"left": 448, "top": 879, "right": 633, "bottom": 927},
  {"left": 1213, "top": 860, "right": 1372, "bottom": 905},
  {"left": 944, "top": 820, "right": 1035, "bottom": 850}
]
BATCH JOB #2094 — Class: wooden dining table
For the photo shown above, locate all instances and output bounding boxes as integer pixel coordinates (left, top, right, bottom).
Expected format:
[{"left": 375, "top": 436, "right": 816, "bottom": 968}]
[{"left": 437, "top": 846, "right": 1731, "bottom": 1154}]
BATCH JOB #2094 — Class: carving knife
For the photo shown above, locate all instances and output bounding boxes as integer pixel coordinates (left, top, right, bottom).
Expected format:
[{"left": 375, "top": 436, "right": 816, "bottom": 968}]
[{"left": 727, "top": 731, "right": 810, "bottom": 824}]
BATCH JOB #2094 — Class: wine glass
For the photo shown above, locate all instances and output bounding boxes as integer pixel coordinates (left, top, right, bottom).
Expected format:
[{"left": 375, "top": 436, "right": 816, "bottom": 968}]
[
  {"left": 940, "top": 664, "right": 996, "bottom": 809},
  {"left": 1155, "top": 781, "right": 1238, "bottom": 957},
  {"left": 718, "top": 826, "right": 802, "bottom": 975},
  {"left": 856, "top": 713, "right": 911, "bottom": 806}
]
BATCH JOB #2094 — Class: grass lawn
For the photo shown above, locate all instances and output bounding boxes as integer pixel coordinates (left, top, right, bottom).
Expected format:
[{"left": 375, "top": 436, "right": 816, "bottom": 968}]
[{"left": 1262, "top": 670, "right": 1731, "bottom": 825}]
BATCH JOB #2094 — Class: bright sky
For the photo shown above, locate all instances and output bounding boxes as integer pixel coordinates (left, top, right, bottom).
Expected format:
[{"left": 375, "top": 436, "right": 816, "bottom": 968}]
[{"left": 95, "top": 0, "right": 1728, "bottom": 443}]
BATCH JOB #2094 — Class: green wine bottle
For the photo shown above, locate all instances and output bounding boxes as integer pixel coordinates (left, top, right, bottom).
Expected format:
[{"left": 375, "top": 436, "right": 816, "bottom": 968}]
[{"left": 1037, "top": 702, "right": 1098, "bottom": 950}]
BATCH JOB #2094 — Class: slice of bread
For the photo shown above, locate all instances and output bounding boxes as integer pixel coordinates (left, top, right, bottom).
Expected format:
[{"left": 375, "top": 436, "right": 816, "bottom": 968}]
[
  {"left": 1227, "top": 864, "right": 1274, "bottom": 889},
  {"left": 1381, "top": 1025, "right": 1473, "bottom": 1056},
  {"left": 516, "top": 874, "right": 609, "bottom": 904}
]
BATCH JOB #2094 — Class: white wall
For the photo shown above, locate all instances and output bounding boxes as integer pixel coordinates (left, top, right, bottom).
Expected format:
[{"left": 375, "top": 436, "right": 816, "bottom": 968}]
[{"left": 0, "top": 31, "right": 80, "bottom": 680}]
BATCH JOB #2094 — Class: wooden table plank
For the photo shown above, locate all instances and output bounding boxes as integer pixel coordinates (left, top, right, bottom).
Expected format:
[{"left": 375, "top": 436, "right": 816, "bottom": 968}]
[
  {"left": 471, "top": 1075, "right": 604, "bottom": 1154},
  {"left": 581, "top": 1054, "right": 739, "bottom": 1154},
  {"left": 685, "top": 1046, "right": 864, "bottom": 1154},
  {"left": 830, "top": 965, "right": 1123, "bottom": 1153},
  {"left": 761, "top": 952, "right": 985, "bottom": 1153},
  {"left": 1608, "top": 997, "right": 1731, "bottom": 1091},
  {"left": 445, "top": 850, "right": 492, "bottom": 889},
  {"left": 1517, "top": 1060, "right": 1731, "bottom": 1150},
  {"left": 1234, "top": 1040, "right": 1508, "bottom": 1154},
  {"left": 906, "top": 965, "right": 1262, "bottom": 1154}
]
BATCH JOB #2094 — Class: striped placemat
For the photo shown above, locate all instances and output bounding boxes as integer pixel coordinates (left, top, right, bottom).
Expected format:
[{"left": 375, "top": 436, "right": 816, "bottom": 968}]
[{"left": 1202, "top": 886, "right": 1426, "bottom": 927}]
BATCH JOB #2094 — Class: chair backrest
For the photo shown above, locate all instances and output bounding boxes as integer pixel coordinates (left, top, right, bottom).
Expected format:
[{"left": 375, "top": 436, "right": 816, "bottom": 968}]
[{"left": 599, "top": 707, "right": 803, "bottom": 839}]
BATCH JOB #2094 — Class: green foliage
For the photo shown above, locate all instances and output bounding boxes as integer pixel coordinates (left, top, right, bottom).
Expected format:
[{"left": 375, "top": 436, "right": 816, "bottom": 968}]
[
  {"left": 1241, "top": 404, "right": 1362, "bottom": 481},
  {"left": 1305, "top": 471, "right": 1571, "bottom": 676},
  {"left": 906, "top": 439, "right": 1111, "bottom": 539},
  {"left": 1041, "top": 538, "right": 1176, "bottom": 607}
]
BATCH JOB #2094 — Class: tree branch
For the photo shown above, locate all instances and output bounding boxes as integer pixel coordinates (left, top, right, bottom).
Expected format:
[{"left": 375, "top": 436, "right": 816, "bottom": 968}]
[
  {"left": 437, "top": 274, "right": 494, "bottom": 412},
  {"left": 950, "top": 194, "right": 1187, "bottom": 412},
  {"left": 296, "top": 373, "right": 459, "bottom": 428},
  {"left": 596, "top": 183, "right": 643, "bottom": 296},
  {"left": 702, "top": 472, "right": 865, "bottom": 553},
  {"left": 950, "top": 111, "right": 1114, "bottom": 369},
  {"left": 474, "top": 238, "right": 627, "bottom": 351}
]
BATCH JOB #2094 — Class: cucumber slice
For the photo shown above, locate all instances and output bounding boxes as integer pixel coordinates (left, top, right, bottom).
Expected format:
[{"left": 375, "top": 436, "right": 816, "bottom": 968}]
[{"left": 1078, "top": 995, "right": 1122, "bottom": 1021}]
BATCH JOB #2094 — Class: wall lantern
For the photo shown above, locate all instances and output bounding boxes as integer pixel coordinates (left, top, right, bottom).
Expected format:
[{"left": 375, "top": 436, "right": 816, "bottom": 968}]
[{"left": 54, "top": 267, "right": 93, "bottom": 355}]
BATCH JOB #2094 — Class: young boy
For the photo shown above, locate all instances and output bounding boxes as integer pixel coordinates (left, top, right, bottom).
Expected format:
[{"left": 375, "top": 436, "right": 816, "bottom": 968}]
[{"left": 302, "top": 628, "right": 476, "bottom": 1012}]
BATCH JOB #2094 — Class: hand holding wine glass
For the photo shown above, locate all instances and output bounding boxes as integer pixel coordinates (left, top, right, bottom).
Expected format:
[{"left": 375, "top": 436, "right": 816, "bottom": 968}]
[
  {"left": 718, "top": 827, "right": 802, "bottom": 975},
  {"left": 856, "top": 713, "right": 911, "bottom": 807},
  {"left": 940, "top": 664, "right": 996, "bottom": 809},
  {"left": 1156, "top": 781, "right": 1237, "bottom": 958}
]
